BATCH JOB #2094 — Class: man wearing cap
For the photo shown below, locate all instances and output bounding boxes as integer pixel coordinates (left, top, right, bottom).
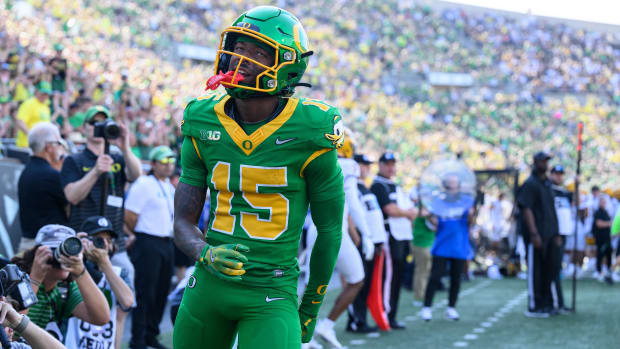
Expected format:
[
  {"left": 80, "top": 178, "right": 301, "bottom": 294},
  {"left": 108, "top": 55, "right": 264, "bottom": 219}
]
[
  {"left": 124, "top": 146, "right": 176, "bottom": 349},
  {"left": 517, "top": 152, "right": 559, "bottom": 317},
  {"left": 17, "top": 123, "right": 68, "bottom": 253},
  {"left": 65, "top": 216, "right": 134, "bottom": 349},
  {"left": 14, "top": 81, "right": 52, "bottom": 148},
  {"left": 49, "top": 44, "right": 68, "bottom": 95},
  {"left": 549, "top": 164, "right": 572, "bottom": 312},
  {"left": 61, "top": 105, "right": 140, "bottom": 247},
  {"left": 370, "top": 152, "right": 417, "bottom": 329},
  {"left": 347, "top": 154, "right": 388, "bottom": 333},
  {"left": 11, "top": 224, "right": 110, "bottom": 340}
]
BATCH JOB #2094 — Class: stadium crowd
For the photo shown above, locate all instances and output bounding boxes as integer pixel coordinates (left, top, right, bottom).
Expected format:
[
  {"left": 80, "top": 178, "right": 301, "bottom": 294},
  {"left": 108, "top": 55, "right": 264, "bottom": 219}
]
[
  {"left": 0, "top": 1, "right": 619, "bottom": 348},
  {"left": 0, "top": 1, "right": 618, "bottom": 187}
]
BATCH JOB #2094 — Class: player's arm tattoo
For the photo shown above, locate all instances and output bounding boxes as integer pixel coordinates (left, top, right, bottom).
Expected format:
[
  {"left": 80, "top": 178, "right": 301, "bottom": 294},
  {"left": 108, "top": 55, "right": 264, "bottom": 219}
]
[{"left": 174, "top": 182, "right": 207, "bottom": 261}]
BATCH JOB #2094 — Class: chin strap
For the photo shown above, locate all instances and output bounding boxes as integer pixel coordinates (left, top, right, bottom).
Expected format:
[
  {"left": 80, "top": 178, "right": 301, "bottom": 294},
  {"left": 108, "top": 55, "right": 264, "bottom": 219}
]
[{"left": 292, "top": 83, "right": 312, "bottom": 88}]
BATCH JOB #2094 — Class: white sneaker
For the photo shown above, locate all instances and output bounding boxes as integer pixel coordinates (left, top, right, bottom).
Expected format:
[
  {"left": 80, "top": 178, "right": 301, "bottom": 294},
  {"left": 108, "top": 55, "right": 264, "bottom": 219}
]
[
  {"left": 315, "top": 320, "right": 342, "bottom": 348},
  {"left": 302, "top": 339, "right": 324, "bottom": 349},
  {"left": 612, "top": 272, "right": 620, "bottom": 283},
  {"left": 596, "top": 272, "right": 605, "bottom": 283},
  {"left": 445, "top": 307, "right": 460, "bottom": 321},
  {"left": 412, "top": 300, "right": 423, "bottom": 307},
  {"left": 420, "top": 307, "right": 432, "bottom": 322}
]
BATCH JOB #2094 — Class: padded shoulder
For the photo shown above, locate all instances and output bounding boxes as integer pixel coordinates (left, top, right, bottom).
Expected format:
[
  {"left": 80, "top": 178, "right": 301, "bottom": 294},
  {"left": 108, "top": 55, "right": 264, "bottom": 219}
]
[
  {"left": 180, "top": 92, "right": 227, "bottom": 137},
  {"left": 295, "top": 98, "right": 345, "bottom": 150}
]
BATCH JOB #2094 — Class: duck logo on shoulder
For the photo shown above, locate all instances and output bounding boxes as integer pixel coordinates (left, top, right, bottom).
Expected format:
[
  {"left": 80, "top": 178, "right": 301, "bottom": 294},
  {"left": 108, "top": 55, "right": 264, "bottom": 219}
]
[{"left": 324, "top": 116, "right": 345, "bottom": 149}]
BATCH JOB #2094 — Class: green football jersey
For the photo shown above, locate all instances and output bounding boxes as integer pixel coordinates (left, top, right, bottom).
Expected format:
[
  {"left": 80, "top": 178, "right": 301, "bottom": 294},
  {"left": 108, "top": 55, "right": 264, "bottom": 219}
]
[{"left": 180, "top": 92, "right": 345, "bottom": 288}]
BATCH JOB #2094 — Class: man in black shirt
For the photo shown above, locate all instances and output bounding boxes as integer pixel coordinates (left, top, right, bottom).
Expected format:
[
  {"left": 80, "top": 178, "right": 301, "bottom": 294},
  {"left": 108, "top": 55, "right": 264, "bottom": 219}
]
[
  {"left": 593, "top": 196, "right": 613, "bottom": 284},
  {"left": 517, "top": 152, "right": 559, "bottom": 317},
  {"left": 60, "top": 106, "right": 141, "bottom": 235},
  {"left": 370, "top": 152, "right": 417, "bottom": 329},
  {"left": 17, "top": 122, "right": 68, "bottom": 252}
]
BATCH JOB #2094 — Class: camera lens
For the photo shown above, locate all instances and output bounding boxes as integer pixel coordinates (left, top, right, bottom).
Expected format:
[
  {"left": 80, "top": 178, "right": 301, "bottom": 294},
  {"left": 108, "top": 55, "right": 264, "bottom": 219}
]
[
  {"left": 91, "top": 236, "right": 106, "bottom": 249},
  {"left": 104, "top": 121, "right": 120, "bottom": 139},
  {"left": 59, "top": 236, "right": 83, "bottom": 257}
]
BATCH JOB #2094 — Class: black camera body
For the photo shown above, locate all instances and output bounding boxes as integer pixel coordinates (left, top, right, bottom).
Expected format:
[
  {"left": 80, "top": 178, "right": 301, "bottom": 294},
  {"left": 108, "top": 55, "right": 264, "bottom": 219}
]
[
  {"left": 47, "top": 236, "right": 83, "bottom": 268},
  {"left": 93, "top": 119, "right": 120, "bottom": 140},
  {"left": 88, "top": 236, "right": 106, "bottom": 249},
  {"left": 0, "top": 264, "right": 38, "bottom": 310}
]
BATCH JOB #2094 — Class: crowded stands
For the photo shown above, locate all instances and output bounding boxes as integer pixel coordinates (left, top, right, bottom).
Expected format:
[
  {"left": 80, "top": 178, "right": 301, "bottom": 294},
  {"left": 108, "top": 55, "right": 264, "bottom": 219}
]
[{"left": 0, "top": 1, "right": 618, "bottom": 188}]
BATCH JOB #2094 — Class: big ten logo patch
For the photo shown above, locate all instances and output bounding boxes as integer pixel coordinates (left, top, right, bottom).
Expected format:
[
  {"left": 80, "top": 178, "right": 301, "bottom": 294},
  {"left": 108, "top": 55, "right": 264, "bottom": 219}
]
[{"left": 200, "top": 130, "right": 221, "bottom": 141}]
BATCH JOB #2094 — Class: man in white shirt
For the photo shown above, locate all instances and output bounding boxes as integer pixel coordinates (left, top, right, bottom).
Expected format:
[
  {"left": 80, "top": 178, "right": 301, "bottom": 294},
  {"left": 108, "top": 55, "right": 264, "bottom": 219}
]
[
  {"left": 549, "top": 165, "right": 572, "bottom": 312},
  {"left": 125, "top": 146, "right": 176, "bottom": 349}
]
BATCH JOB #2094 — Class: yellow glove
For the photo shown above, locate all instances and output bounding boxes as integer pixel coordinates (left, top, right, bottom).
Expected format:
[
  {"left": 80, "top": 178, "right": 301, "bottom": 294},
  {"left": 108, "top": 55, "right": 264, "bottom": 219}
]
[{"left": 199, "top": 243, "right": 250, "bottom": 282}]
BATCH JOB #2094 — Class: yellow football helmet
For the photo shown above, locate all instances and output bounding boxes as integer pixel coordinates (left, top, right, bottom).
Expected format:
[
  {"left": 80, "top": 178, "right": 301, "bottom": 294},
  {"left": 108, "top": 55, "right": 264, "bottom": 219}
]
[{"left": 337, "top": 127, "right": 355, "bottom": 158}]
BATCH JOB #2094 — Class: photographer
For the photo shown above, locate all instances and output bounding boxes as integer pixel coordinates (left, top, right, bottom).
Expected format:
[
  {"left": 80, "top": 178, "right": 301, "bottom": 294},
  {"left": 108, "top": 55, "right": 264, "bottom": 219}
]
[
  {"left": 11, "top": 225, "right": 110, "bottom": 341},
  {"left": 0, "top": 297, "right": 67, "bottom": 349},
  {"left": 65, "top": 216, "right": 134, "bottom": 349},
  {"left": 59, "top": 105, "right": 140, "bottom": 312}
]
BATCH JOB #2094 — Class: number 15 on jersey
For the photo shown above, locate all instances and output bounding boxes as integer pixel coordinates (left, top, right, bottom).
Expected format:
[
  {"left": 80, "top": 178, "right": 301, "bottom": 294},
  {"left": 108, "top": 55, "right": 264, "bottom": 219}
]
[{"left": 210, "top": 161, "right": 289, "bottom": 241}]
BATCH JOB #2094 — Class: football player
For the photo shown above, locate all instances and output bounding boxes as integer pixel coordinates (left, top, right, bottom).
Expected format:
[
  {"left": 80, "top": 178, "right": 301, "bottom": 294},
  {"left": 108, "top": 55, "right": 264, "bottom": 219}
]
[{"left": 172, "top": 6, "right": 345, "bottom": 349}]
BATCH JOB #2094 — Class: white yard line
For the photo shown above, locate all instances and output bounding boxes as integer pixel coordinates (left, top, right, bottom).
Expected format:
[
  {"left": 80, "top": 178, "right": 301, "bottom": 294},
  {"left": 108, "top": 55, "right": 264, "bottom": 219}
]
[{"left": 452, "top": 290, "right": 527, "bottom": 348}]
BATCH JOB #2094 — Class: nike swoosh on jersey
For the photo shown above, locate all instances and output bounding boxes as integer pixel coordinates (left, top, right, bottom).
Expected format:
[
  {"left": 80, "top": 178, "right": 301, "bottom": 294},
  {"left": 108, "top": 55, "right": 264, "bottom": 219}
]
[
  {"left": 265, "top": 296, "right": 286, "bottom": 303},
  {"left": 275, "top": 137, "right": 297, "bottom": 145}
]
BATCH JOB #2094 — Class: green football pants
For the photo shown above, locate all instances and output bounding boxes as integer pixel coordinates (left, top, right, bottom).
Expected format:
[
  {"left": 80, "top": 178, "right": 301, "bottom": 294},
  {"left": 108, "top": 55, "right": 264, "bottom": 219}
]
[{"left": 173, "top": 264, "right": 301, "bottom": 349}]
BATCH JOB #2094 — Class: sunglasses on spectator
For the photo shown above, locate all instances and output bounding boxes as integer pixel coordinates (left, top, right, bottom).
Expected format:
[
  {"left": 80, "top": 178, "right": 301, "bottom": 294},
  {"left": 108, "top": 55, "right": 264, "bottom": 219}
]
[
  {"left": 46, "top": 141, "right": 62, "bottom": 146},
  {"left": 159, "top": 157, "right": 176, "bottom": 165}
]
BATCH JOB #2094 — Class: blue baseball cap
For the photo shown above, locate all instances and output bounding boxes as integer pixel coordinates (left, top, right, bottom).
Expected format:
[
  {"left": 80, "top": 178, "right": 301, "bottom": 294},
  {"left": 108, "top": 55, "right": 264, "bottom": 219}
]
[{"left": 551, "top": 165, "right": 564, "bottom": 174}]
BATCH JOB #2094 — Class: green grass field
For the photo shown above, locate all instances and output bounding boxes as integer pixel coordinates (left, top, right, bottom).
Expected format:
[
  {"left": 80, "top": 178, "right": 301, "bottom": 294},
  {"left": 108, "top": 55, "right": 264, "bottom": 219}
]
[{"left": 129, "top": 277, "right": 618, "bottom": 348}]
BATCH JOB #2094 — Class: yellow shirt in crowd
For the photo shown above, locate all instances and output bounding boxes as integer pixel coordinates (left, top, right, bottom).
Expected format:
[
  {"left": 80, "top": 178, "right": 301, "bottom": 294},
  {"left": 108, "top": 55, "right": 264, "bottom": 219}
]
[{"left": 16, "top": 97, "right": 50, "bottom": 147}]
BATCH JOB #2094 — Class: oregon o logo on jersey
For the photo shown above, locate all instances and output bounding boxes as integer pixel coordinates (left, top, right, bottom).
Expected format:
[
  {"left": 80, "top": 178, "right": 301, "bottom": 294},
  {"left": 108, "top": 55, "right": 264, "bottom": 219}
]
[{"left": 242, "top": 140, "right": 253, "bottom": 150}]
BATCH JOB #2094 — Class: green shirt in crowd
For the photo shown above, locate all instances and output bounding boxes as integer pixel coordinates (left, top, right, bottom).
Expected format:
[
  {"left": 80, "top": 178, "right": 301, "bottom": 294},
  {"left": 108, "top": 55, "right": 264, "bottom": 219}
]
[
  {"left": 29, "top": 281, "right": 83, "bottom": 331},
  {"left": 412, "top": 216, "right": 435, "bottom": 248}
]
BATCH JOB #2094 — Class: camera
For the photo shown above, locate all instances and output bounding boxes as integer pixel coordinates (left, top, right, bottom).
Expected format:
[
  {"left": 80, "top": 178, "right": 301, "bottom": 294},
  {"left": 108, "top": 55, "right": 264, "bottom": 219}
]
[
  {"left": 47, "top": 237, "right": 83, "bottom": 268},
  {"left": 93, "top": 119, "right": 120, "bottom": 140},
  {"left": 0, "top": 264, "right": 38, "bottom": 310},
  {"left": 88, "top": 236, "right": 106, "bottom": 249}
]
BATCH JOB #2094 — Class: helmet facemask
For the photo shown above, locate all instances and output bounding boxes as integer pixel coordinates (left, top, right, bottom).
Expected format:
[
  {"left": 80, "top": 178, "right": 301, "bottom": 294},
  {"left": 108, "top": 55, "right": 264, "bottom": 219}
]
[{"left": 214, "top": 25, "right": 298, "bottom": 98}]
